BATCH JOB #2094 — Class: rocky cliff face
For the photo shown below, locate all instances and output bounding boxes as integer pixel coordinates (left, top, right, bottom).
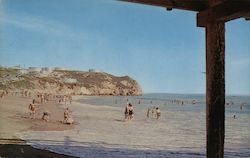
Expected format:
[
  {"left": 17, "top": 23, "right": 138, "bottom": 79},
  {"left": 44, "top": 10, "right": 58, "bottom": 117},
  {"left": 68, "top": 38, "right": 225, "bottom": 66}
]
[{"left": 0, "top": 68, "right": 142, "bottom": 96}]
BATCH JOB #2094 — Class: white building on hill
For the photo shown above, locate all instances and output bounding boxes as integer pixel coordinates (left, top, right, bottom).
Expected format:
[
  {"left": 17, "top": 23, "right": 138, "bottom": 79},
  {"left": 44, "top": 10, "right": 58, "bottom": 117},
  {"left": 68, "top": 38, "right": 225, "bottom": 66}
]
[
  {"left": 55, "top": 67, "right": 66, "bottom": 71},
  {"left": 28, "top": 67, "right": 42, "bottom": 72},
  {"left": 18, "top": 69, "right": 28, "bottom": 75}
]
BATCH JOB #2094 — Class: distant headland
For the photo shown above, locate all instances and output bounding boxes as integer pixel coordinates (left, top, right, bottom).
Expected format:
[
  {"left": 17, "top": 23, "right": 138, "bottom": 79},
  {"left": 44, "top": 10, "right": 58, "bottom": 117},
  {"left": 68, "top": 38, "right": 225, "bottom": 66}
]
[{"left": 0, "top": 66, "right": 142, "bottom": 96}]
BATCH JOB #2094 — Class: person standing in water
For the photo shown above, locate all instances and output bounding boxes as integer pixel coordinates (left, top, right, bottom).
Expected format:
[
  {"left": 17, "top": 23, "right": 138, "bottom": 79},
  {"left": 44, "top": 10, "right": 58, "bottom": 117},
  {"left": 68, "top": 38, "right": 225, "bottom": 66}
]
[
  {"left": 127, "top": 103, "right": 134, "bottom": 120},
  {"left": 156, "top": 107, "right": 161, "bottom": 119},
  {"left": 124, "top": 104, "right": 128, "bottom": 120},
  {"left": 147, "top": 108, "right": 150, "bottom": 118}
]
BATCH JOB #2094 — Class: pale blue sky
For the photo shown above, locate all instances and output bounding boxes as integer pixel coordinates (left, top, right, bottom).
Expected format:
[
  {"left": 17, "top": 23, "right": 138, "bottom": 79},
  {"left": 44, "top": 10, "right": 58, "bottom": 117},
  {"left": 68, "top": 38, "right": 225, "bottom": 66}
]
[{"left": 0, "top": 0, "right": 249, "bottom": 95}]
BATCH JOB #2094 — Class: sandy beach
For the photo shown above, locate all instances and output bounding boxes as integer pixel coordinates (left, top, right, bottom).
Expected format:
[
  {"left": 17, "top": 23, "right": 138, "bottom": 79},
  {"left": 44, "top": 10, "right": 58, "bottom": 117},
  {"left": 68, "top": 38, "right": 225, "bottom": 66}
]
[
  {"left": 0, "top": 95, "right": 77, "bottom": 158},
  {"left": 0, "top": 94, "right": 249, "bottom": 158},
  {"left": 9, "top": 94, "right": 207, "bottom": 158}
]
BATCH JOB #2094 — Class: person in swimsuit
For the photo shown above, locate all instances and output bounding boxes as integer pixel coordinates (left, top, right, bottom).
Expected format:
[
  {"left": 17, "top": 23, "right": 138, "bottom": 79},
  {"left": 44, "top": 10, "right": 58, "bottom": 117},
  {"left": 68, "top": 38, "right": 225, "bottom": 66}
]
[
  {"left": 64, "top": 107, "right": 74, "bottom": 124},
  {"left": 42, "top": 111, "right": 50, "bottom": 122},
  {"left": 124, "top": 105, "right": 129, "bottom": 120},
  {"left": 156, "top": 107, "right": 161, "bottom": 119},
  {"left": 127, "top": 103, "right": 134, "bottom": 120},
  {"left": 28, "top": 103, "right": 36, "bottom": 119}
]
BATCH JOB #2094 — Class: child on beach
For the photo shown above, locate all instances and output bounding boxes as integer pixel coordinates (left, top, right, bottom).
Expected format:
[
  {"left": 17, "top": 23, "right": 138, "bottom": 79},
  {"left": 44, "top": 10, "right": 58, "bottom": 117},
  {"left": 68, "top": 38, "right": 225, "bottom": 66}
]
[
  {"left": 42, "top": 111, "right": 50, "bottom": 122},
  {"left": 64, "top": 107, "right": 74, "bottom": 124},
  {"left": 28, "top": 103, "right": 36, "bottom": 119}
]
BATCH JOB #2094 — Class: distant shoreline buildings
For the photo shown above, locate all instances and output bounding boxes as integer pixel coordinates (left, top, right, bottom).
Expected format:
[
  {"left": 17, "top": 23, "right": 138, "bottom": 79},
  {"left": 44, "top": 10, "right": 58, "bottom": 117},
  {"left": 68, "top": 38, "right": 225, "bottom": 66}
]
[
  {"left": 1, "top": 66, "right": 102, "bottom": 75},
  {"left": 17, "top": 67, "right": 57, "bottom": 75}
]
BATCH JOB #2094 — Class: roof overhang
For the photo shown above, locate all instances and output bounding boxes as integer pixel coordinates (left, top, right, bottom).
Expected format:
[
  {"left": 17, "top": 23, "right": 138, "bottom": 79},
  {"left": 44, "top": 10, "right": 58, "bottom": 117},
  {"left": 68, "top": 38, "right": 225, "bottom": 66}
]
[
  {"left": 118, "top": 0, "right": 209, "bottom": 12},
  {"left": 119, "top": 0, "right": 250, "bottom": 26}
]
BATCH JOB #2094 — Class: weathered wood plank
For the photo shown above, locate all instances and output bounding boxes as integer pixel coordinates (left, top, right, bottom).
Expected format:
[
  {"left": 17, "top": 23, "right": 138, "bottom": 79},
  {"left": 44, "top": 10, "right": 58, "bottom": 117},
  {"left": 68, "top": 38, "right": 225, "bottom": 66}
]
[
  {"left": 205, "top": 0, "right": 225, "bottom": 157},
  {"left": 205, "top": 1, "right": 226, "bottom": 157},
  {"left": 197, "top": 0, "right": 250, "bottom": 27},
  {"left": 206, "top": 21, "right": 225, "bottom": 158},
  {"left": 244, "top": 11, "right": 250, "bottom": 20}
]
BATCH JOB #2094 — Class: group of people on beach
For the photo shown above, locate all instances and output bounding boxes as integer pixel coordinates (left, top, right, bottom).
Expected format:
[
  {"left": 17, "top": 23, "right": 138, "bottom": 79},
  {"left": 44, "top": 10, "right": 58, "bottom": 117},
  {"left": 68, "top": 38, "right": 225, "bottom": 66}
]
[
  {"left": 0, "top": 90, "right": 75, "bottom": 124},
  {"left": 58, "top": 95, "right": 72, "bottom": 105},
  {"left": 2, "top": 90, "right": 247, "bottom": 124},
  {"left": 124, "top": 102, "right": 161, "bottom": 121},
  {"left": 147, "top": 106, "right": 161, "bottom": 119},
  {"left": 26, "top": 92, "right": 74, "bottom": 125}
]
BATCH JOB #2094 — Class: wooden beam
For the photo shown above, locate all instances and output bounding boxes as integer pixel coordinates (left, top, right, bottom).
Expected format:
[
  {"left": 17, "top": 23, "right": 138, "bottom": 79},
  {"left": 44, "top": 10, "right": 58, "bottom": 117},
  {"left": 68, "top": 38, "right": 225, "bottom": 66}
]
[
  {"left": 197, "top": 0, "right": 250, "bottom": 27},
  {"left": 244, "top": 11, "right": 250, "bottom": 20},
  {"left": 118, "top": 0, "right": 209, "bottom": 12}
]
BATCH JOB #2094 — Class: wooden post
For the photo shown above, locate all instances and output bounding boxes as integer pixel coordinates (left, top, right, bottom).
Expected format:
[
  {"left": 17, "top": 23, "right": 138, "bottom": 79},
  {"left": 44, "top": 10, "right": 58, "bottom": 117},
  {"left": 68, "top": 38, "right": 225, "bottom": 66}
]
[{"left": 206, "top": 16, "right": 225, "bottom": 158}]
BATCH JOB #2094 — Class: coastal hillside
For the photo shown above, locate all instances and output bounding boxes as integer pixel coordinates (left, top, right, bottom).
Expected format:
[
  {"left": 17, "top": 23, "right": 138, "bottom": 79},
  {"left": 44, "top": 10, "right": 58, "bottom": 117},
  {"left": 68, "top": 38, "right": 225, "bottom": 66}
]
[{"left": 0, "top": 67, "right": 142, "bottom": 95}]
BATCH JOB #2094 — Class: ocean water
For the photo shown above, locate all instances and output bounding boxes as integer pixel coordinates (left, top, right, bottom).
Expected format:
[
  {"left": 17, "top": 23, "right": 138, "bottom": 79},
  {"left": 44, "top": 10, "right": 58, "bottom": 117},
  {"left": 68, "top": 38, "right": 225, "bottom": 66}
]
[{"left": 19, "top": 93, "right": 250, "bottom": 158}]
